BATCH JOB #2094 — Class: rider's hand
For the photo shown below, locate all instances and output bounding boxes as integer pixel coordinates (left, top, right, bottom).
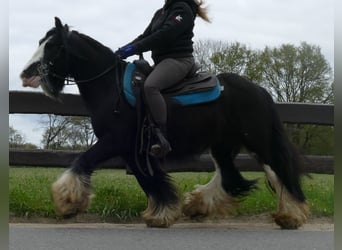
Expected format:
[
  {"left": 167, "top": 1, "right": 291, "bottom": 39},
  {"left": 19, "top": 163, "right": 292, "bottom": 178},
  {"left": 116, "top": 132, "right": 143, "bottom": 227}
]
[{"left": 115, "top": 45, "right": 136, "bottom": 59}]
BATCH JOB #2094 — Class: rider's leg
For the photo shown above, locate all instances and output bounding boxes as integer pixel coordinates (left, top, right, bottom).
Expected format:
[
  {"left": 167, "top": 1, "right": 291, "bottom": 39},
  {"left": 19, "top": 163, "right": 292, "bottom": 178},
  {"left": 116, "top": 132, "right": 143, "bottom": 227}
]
[{"left": 144, "top": 57, "right": 194, "bottom": 158}]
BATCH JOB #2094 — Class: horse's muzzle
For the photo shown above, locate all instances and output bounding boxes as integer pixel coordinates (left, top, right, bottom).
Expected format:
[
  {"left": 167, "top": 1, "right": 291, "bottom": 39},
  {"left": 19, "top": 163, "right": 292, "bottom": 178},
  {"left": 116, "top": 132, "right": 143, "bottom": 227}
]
[{"left": 21, "top": 75, "right": 41, "bottom": 88}]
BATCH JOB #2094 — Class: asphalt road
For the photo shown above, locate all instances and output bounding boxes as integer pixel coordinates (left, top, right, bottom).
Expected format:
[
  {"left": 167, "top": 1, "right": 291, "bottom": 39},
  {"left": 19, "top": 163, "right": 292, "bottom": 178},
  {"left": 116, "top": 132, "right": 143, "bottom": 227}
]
[{"left": 10, "top": 223, "right": 333, "bottom": 250}]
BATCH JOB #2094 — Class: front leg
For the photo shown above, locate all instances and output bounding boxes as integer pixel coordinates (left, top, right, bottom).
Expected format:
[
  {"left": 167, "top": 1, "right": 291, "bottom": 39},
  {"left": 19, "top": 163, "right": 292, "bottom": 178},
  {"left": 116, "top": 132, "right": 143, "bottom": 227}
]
[
  {"left": 51, "top": 169, "right": 92, "bottom": 217},
  {"left": 51, "top": 134, "right": 126, "bottom": 217}
]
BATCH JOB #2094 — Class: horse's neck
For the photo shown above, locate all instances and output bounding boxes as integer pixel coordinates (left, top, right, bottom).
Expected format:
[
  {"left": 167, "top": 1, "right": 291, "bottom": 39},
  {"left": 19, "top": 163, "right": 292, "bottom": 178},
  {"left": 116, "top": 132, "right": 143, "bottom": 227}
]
[
  {"left": 69, "top": 55, "right": 112, "bottom": 81},
  {"left": 68, "top": 31, "right": 116, "bottom": 80},
  {"left": 66, "top": 32, "right": 127, "bottom": 110},
  {"left": 75, "top": 60, "right": 127, "bottom": 111}
]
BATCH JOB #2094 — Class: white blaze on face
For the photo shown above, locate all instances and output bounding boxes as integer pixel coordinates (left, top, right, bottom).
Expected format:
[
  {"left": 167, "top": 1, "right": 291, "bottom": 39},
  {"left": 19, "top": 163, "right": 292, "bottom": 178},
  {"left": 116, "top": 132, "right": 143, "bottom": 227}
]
[
  {"left": 23, "top": 38, "right": 50, "bottom": 71},
  {"left": 21, "top": 38, "right": 51, "bottom": 88}
]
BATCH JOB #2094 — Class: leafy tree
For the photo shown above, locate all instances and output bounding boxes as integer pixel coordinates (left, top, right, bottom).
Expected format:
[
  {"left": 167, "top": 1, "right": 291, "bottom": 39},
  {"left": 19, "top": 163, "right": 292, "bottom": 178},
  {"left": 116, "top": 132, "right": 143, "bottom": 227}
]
[
  {"left": 211, "top": 42, "right": 262, "bottom": 82},
  {"left": 259, "top": 42, "right": 333, "bottom": 103},
  {"left": 194, "top": 40, "right": 263, "bottom": 82}
]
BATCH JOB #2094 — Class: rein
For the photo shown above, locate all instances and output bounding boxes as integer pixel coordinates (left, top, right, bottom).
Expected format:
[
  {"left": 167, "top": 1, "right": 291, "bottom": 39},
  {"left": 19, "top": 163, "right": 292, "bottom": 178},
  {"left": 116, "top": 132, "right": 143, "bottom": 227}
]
[{"left": 49, "top": 59, "right": 118, "bottom": 85}]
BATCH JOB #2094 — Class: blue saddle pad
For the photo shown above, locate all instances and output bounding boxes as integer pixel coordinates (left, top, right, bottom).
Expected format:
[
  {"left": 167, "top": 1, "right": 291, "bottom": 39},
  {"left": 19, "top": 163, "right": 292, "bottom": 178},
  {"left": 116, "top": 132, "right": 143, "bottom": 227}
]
[{"left": 123, "top": 63, "right": 221, "bottom": 107}]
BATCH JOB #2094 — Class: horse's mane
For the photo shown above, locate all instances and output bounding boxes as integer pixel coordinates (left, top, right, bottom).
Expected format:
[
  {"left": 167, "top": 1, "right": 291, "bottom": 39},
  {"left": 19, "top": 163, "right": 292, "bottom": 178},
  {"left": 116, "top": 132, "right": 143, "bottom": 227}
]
[{"left": 68, "top": 30, "right": 116, "bottom": 62}]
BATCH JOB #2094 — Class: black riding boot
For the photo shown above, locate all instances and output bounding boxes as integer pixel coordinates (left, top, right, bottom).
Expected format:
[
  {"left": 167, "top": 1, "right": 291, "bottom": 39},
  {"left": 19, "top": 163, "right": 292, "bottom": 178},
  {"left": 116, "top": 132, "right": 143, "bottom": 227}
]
[{"left": 150, "top": 124, "right": 172, "bottom": 158}]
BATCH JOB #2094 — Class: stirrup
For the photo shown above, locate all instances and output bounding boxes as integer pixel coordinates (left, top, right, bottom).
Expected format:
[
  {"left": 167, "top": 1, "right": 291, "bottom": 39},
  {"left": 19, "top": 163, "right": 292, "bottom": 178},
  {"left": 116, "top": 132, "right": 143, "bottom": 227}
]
[{"left": 149, "top": 127, "right": 172, "bottom": 158}]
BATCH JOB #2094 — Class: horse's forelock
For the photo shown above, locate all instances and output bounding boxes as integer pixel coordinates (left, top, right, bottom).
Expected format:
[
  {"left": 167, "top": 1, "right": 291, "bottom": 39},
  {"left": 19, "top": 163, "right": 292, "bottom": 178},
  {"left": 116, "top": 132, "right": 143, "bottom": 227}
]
[
  {"left": 39, "top": 26, "right": 70, "bottom": 99},
  {"left": 39, "top": 28, "right": 56, "bottom": 45}
]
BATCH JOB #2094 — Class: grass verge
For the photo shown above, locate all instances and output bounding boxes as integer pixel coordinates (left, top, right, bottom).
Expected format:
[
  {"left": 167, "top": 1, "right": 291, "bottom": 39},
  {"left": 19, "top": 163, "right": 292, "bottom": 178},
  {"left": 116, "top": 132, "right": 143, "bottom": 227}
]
[{"left": 9, "top": 168, "right": 333, "bottom": 222}]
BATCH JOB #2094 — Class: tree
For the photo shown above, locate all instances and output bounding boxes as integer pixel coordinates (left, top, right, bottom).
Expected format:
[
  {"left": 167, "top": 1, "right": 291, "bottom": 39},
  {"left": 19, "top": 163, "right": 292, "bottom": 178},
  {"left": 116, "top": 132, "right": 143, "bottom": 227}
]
[
  {"left": 9, "top": 126, "right": 38, "bottom": 149},
  {"left": 259, "top": 42, "right": 333, "bottom": 103},
  {"left": 66, "top": 117, "right": 97, "bottom": 149},
  {"left": 41, "top": 114, "right": 71, "bottom": 149},
  {"left": 194, "top": 40, "right": 263, "bottom": 82},
  {"left": 9, "top": 126, "right": 25, "bottom": 148},
  {"left": 40, "top": 115, "right": 96, "bottom": 150},
  {"left": 211, "top": 42, "right": 262, "bottom": 82},
  {"left": 193, "top": 40, "right": 226, "bottom": 74},
  {"left": 257, "top": 42, "right": 334, "bottom": 154}
]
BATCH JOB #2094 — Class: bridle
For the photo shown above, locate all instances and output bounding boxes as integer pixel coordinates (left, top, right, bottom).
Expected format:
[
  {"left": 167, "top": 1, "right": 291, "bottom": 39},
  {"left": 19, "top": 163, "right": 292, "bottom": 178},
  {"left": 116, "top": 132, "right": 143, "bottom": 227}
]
[
  {"left": 38, "top": 33, "right": 124, "bottom": 113},
  {"left": 38, "top": 35, "right": 120, "bottom": 86}
]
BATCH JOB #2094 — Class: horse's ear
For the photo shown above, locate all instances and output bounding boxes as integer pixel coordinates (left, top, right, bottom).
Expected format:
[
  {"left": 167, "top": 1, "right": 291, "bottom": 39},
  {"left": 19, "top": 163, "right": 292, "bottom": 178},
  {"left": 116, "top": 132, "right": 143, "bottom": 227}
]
[
  {"left": 55, "top": 17, "right": 63, "bottom": 30},
  {"left": 64, "top": 24, "right": 69, "bottom": 33}
]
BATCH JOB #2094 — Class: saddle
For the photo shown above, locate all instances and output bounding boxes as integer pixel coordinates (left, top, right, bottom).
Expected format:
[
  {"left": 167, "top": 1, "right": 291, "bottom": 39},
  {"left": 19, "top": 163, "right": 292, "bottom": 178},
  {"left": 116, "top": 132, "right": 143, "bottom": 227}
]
[{"left": 123, "top": 59, "right": 222, "bottom": 107}]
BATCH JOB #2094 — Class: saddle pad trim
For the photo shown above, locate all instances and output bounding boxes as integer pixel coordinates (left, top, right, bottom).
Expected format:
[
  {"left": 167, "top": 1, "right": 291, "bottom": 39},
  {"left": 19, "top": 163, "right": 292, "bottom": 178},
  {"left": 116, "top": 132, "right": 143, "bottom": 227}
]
[
  {"left": 171, "top": 81, "right": 221, "bottom": 106},
  {"left": 123, "top": 63, "right": 137, "bottom": 107}
]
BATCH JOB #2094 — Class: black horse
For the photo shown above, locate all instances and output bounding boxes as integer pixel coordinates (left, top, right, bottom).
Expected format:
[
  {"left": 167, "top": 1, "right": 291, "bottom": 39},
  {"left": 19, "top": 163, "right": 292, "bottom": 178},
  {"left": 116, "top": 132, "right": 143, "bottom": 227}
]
[{"left": 20, "top": 17, "right": 309, "bottom": 229}]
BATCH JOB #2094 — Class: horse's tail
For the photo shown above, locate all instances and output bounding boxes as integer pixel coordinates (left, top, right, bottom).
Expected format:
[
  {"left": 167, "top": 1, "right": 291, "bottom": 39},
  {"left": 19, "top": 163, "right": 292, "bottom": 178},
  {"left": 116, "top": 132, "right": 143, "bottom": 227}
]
[{"left": 265, "top": 91, "right": 306, "bottom": 202}]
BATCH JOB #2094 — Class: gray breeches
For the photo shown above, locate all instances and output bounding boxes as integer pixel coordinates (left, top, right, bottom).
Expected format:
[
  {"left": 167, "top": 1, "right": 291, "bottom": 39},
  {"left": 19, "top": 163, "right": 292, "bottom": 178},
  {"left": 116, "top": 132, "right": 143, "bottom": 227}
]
[{"left": 143, "top": 57, "right": 194, "bottom": 125}]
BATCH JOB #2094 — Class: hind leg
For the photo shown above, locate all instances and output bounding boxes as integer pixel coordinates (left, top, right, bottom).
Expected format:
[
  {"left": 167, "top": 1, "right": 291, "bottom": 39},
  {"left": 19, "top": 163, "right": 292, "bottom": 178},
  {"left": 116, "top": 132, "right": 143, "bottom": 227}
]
[
  {"left": 245, "top": 143, "right": 309, "bottom": 229},
  {"left": 183, "top": 144, "right": 257, "bottom": 219},
  {"left": 183, "top": 159, "right": 236, "bottom": 219},
  {"left": 243, "top": 127, "right": 309, "bottom": 228},
  {"left": 263, "top": 165, "right": 309, "bottom": 229},
  {"left": 234, "top": 115, "right": 309, "bottom": 228},
  {"left": 243, "top": 128, "right": 309, "bottom": 229}
]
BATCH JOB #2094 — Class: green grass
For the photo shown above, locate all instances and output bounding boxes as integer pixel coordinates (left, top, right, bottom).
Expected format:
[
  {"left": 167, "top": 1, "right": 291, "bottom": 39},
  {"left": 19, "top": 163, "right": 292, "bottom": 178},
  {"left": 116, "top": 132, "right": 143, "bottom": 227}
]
[{"left": 9, "top": 168, "right": 334, "bottom": 222}]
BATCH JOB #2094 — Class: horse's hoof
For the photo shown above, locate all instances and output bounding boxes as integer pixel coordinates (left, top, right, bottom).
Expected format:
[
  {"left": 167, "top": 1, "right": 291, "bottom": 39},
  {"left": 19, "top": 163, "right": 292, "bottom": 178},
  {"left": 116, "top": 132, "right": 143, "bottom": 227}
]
[
  {"left": 272, "top": 202, "right": 309, "bottom": 229},
  {"left": 183, "top": 191, "right": 209, "bottom": 219},
  {"left": 272, "top": 200, "right": 310, "bottom": 229},
  {"left": 273, "top": 213, "right": 303, "bottom": 229},
  {"left": 142, "top": 198, "right": 181, "bottom": 228},
  {"left": 51, "top": 170, "right": 93, "bottom": 216},
  {"left": 144, "top": 217, "right": 173, "bottom": 228},
  {"left": 183, "top": 184, "right": 237, "bottom": 220}
]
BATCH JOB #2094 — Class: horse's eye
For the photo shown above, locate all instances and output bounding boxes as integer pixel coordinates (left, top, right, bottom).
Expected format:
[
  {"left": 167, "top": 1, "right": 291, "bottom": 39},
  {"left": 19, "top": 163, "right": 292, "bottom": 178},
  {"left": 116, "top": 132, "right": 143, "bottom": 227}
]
[{"left": 45, "top": 42, "right": 54, "bottom": 49}]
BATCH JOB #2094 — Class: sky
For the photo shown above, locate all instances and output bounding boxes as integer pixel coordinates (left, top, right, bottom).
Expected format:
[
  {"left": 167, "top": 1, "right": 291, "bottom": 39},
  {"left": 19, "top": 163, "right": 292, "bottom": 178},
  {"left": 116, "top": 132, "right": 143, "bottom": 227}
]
[{"left": 9, "top": 0, "right": 334, "bottom": 147}]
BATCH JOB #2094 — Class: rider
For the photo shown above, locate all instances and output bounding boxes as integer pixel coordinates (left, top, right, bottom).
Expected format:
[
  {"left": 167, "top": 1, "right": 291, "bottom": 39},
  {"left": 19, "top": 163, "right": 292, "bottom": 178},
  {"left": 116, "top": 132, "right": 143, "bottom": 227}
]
[{"left": 115, "top": 0, "right": 210, "bottom": 158}]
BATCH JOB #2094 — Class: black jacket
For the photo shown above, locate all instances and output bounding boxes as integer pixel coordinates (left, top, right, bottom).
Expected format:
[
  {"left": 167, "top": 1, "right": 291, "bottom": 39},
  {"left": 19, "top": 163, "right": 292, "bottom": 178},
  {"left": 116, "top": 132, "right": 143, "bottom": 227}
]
[{"left": 129, "top": 0, "right": 198, "bottom": 64}]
